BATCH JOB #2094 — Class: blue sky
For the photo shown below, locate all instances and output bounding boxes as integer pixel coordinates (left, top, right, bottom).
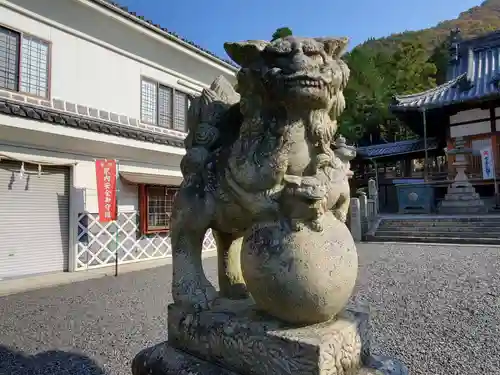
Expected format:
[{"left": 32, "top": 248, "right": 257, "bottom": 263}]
[{"left": 117, "top": 0, "right": 483, "bottom": 58}]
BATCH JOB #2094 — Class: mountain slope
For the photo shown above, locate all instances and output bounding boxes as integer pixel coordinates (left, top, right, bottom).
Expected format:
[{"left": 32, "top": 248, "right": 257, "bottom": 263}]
[{"left": 358, "top": 0, "right": 500, "bottom": 54}]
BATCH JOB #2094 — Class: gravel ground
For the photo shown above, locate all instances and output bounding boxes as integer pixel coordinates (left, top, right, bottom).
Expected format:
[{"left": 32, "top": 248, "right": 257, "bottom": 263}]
[
  {"left": 351, "top": 243, "right": 500, "bottom": 375},
  {"left": 0, "top": 243, "right": 499, "bottom": 375}
]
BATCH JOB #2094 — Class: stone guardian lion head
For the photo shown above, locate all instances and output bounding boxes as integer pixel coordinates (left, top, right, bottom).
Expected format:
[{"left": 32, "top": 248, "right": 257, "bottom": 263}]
[{"left": 224, "top": 36, "right": 350, "bottom": 120}]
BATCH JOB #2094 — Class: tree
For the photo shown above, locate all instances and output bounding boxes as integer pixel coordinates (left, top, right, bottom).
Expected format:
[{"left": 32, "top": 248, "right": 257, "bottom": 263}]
[
  {"left": 338, "top": 40, "right": 439, "bottom": 145},
  {"left": 337, "top": 121, "right": 364, "bottom": 144},
  {"left": 339, "top": 48, "right": 394, "bottom": 144},
  {"left": 429, "top": 38, "right": 451, "bottom": 85},
  {"left": 390, "top": 40, "right": 437, "bottom": 95},
  {"left": 370, "top": 40, "right": 437, "bottom": 141},
  {"left": 272, "top": 27, "right": 292, "bottom": 41}
]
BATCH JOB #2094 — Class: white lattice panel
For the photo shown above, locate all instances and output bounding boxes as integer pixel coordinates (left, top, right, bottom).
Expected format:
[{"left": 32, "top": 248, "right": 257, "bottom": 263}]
[{"left": 76, "top": 211, "right": 216, "bottom": 270}]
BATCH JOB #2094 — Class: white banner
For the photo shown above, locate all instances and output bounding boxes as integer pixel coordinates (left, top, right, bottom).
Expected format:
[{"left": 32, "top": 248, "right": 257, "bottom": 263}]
[{"left": 480, "top": 146, "right": 495, "bottom": 180}]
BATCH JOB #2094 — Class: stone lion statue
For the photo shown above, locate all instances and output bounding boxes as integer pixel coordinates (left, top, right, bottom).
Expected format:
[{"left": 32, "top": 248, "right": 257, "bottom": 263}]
[{"left": 170, "top": 36, "right": 356, "bottom": 309}]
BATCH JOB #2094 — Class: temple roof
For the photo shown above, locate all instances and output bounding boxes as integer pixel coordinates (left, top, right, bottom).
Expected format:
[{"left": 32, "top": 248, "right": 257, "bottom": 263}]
[
  {"left": 356, "top": 138, "right": 439, "bottom": 159},
  {"left": 391, "top": 74, "right": 476, "bottom": 111},
  {"left": 391, "top": 30, "right": 500, "bottom": 112}
]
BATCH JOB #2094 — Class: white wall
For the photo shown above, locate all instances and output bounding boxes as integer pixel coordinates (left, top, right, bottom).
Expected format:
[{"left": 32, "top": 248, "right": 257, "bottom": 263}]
[
  {"left": 0, "top": 142, "right": 182, "bottom": 214},
  {"left": 1, "top": 0, "right": 236, "bottom": 212},
  {"left": 73, "top": 161, "right": 151, "bottom": 213},
  {"left": 1, "top": 0, "right": 236, "bottom": 121},
  {"left": 0, "top": 120, "right": 184, "bottom": 213},
  {"left": 73, "top": 159, "right": 183, "bottom": 214},
  {"left": 450, "top": 108, "right": 490, "bottom": 124},
  {"left": 450, "top": 121, "right": 492, "bottom": 138},
  {"left": 0, "top": 0, "right": 231, "bottom": 272},
  {"left": 449, "top": 109, "right": 493, "bottom": 138}
]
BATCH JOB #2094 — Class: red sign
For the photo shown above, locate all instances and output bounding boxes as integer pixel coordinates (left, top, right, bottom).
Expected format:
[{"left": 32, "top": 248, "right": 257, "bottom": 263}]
[{"left": 95, "top": 159, "right": 117, "bottom": 222}]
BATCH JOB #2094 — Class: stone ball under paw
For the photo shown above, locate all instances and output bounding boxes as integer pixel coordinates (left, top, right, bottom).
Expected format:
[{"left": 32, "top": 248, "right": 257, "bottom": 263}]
[{"left": 241, "top": 213, "right": 358, "bottom": 325}]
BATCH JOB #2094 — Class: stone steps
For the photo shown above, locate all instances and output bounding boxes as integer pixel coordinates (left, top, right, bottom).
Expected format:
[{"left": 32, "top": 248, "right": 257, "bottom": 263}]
[
  {"left": 375, "top": 229, "right": 500, "bottom": 238},
  {"left": 368, "top": 234, "right": 500, "bottom": 245},
  {"left": 378, "top": 222, "right": 500, "bottom": 229},
  {"left": 367, "top": 217, "right": 500, "bottom": 244},
  {"left": 376, "top": 226, "right": 500, "bottom": 234}
]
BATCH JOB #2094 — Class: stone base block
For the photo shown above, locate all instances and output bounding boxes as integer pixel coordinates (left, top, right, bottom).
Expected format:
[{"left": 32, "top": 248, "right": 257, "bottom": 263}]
[
  {"left": 438, "top": 201, "right": 488, "bottom": 214},
  {"left": 447, "top": 186, "right": 476, "bottom": 194},
  {"left": 132, "top": 343, "right": 239, "bottom": 375},
  {"left": 132, "top": 299, "right": 408, "bottom": 375},
  {"left": 444, "top": 192, "right": 480, "bottom": 201},
  {"left": 440, "top": 200, "right": 485, "bottom": 208},
  {"left": 132, "top": 342, "right": 407, "bottom": 375}
]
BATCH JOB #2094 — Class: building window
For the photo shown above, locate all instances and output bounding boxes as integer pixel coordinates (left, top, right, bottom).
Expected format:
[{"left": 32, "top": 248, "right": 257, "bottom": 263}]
[
  {"left": 140, "top": 78, "right": 190, "bottom": 132},
  {"left": 0, "top": 25, "right": 50, "bottom": 98},
  {"left": 158, "top": 85, "right": 173, "bottom": 127},
  {"left": 139, "top": 185, "right": 179, "bottom": 234}
]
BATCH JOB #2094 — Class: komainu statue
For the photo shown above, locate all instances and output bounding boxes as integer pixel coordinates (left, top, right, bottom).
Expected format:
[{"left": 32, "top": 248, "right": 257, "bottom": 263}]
[
  {"left": 132, "top": 35, "right": 408, "bottom": 375},
  {"left": 171, "top": 35, "right": 357, "bottom": 322}
]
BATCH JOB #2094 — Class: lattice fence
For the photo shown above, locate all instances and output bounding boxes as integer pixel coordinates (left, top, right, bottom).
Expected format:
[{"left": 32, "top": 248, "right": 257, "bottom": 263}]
[{"left": 76, "top": 211, "right": 216, "bottom": 270}]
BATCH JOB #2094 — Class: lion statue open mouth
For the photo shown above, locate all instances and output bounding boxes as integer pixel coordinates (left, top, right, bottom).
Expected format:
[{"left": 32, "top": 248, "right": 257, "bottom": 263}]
[
  {"left": 258, "top": 36, "right": 349, "bottom": 110},
  {"left": 170, "top": 35, "right": 356, "bottom": 310}
]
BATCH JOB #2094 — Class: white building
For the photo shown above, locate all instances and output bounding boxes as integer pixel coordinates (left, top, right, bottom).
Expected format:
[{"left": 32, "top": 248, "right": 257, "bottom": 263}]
[{"left": 0, "top": 0, "right": 237, "bottom": 279}]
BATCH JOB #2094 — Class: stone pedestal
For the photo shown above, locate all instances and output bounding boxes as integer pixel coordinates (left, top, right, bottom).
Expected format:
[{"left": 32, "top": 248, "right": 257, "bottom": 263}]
[
  {"left": 438, "top": 185, "right": 487, "bottom": 214},
  {"left": 438, "top": 137, "right": 487, "bottom": 214},
  {"left": 132, "top": 299, "right": 407, "bottom": 375}
]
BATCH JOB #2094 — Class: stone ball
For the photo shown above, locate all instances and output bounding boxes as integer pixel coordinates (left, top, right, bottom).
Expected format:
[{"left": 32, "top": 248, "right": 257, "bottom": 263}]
[{"left": 241, "top": 213, "right": 358, "bottom": 325}]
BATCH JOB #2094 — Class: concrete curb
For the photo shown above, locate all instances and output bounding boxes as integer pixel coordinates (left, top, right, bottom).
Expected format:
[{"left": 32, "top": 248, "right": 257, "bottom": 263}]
[{"left": 0, "top": 250, "right": 217, "bottom": 297}]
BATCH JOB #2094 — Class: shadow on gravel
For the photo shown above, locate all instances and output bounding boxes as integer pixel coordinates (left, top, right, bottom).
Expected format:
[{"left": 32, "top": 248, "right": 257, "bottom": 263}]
[{"left": 0, "top": 345, "right": 106, "bottom": 375}]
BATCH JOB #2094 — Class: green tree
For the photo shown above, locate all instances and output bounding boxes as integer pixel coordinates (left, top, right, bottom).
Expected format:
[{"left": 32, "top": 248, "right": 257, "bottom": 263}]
[
  {"left": 337, "top": 121, "right": 364, "bottom": 144},
  {"left": 390, "top": 40, "right": 437, "bottom": 94},
  {"left": 429, "top": 38, "right": 451, "bottom": 85},
  {"left": 340, "top": 48, "right": 394, "bottom": 143},
  {"left": 271, "top": 27, "right": 292, "bottom": 41},
  {"left": 372, "top": 40, "right": 438, "bottom": 141},
  {"left": 339, "top": 40, "right": 438, "bottom": 144}
]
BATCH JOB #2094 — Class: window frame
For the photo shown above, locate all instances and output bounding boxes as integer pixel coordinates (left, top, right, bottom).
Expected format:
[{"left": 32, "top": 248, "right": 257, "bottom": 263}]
[
  {"left": 140, "top": 76, "right": 190, "bottom": 132},
  {"left": 138, "top": 184, "right": 179, "bottom": 234},
  {"left": 0, "top": 22, "right": 52, "bottom": 100}
]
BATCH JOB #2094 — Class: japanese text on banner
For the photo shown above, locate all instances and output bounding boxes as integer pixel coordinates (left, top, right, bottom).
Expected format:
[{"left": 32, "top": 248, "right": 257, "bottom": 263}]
[
  {"left": 480, "top": 147, "right": 495, "bottom": 180},
  {"left": 95, "top": 159, "right": 117, "bottom": 222}
]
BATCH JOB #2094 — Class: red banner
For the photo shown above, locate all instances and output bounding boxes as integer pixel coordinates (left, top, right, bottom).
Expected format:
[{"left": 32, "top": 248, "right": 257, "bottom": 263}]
[{"left": 95, "top": 159, "right": 117, "bottom": 222}]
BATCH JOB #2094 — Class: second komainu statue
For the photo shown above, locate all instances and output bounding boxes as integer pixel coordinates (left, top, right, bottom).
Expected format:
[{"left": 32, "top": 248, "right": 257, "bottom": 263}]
[{"left": 133, "top": 35, "right": 408, "bottom": 375}]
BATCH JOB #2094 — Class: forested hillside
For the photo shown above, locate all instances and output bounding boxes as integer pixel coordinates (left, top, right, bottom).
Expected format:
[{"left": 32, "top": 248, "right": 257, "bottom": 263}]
[
  {"left": 340, "top": 0, "right": 500, "bottom": 145},
  {"left": 360, "top": 0, "right": 500, "bottom": 54}
]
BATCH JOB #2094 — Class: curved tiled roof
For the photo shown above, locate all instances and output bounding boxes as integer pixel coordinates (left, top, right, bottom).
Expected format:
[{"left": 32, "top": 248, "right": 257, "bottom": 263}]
[
  {"left": 92, "top": 0, "right": 238, "bottom": 70},
  {"left": 390, "top": 74, "right": 479, "bottom": 111},
  {"left": 391, "top": 35, "right": 500, "bottom": 112},
  {"left": 356, "top": 138, "right": 439, "bottom": 159}
]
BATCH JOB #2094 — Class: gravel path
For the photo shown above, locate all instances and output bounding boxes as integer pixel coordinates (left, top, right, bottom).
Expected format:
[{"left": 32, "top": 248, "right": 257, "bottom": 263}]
[
  {"left": 351, "top": 243, "right": 500, "bottom": 375},
  {"left": 0, "top": 243, "right": 499, "bottom": 375}
]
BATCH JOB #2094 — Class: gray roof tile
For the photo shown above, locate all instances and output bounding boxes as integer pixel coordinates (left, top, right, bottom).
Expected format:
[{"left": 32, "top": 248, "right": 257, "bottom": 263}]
[
  {"left": 356, "top": 138, "right": 439, "bottom": 159},
  {"left": 392, "top": 31, "right": 500, "bottom": 111}
]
